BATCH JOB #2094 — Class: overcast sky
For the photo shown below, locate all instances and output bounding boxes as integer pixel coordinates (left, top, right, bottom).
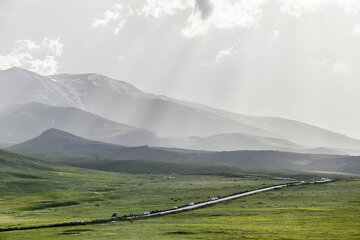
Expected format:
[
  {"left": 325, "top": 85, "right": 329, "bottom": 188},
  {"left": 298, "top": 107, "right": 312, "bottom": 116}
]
[{"left": 1, "top": 0, "right": 360, "bottom": 138}]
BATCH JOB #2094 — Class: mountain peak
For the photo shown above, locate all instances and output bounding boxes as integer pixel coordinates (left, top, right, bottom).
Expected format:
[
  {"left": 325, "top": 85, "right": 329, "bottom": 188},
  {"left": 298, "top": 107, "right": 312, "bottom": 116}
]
[
  {"left": 40, "top": 128, "right": 86, "bottom": 140},
  {"left": 4, "top": 66, "right": 39, "bottom": 76}
]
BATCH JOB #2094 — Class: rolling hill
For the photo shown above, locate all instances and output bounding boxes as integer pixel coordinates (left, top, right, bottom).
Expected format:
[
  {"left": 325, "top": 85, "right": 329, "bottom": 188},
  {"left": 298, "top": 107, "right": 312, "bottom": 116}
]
[{"left": 0, "top": 148, "right": 114, "bottom": 195}]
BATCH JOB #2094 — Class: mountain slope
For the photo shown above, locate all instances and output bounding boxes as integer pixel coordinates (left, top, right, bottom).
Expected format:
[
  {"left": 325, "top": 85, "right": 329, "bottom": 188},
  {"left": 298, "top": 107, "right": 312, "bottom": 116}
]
[
  {"left": 0, "top": 102, "right": 160, "bottom": 145},
  {"left": 176, "top": 133, "right": 301, "bottom": 152},
  {"left": 49, "top": 73, "right": 275, "bottom": 138},
  {"left": 2, "top": 67, "right": 360, "bottom": 152},
  {"left": 0, "top": 102, "right": 311, "bottom": 152},
  {"left": 8, "top": 128, "right": 186, "bottom": 161},
  {"left": 0, "top": 67, "right": 71, "bottom": 109},
  {"left": 0, "top": 148, "right": 116, "bottom": 195}
]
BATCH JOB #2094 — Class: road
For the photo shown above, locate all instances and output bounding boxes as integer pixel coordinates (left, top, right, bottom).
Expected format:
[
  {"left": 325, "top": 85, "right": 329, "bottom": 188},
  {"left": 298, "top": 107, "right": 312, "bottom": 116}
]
[{"left": 140, "top": 179, "right": 332, "bottom": 218}]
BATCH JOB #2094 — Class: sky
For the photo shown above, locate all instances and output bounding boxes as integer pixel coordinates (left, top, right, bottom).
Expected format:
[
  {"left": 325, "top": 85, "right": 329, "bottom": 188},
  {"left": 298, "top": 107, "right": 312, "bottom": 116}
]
[{"left": 1, "top": 0, "right": 360, "bottom": 138}]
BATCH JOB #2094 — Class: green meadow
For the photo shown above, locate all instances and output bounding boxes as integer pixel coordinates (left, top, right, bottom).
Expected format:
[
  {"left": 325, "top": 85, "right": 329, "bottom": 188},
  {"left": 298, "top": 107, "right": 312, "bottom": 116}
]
[
  {"left": 1, "top": 149, "right": 359, "bottom": 239},
  {"left": 1, "top": 180, "right": 359, "bottom": 240},
  {"left": 0, "top": 150, "right": 293, "bottom": 228}
]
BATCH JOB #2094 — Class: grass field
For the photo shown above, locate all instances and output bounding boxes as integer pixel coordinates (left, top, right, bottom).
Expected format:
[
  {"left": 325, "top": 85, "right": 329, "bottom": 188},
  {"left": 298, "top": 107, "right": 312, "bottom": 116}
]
[
  {"left": 1, "top": 149, "right": 301, "bottom": 229},
  {"left": 1, "top": 179, "right": 359, "bottom": 240},
  {"left": 1, "top": 149, "right": 359, "bottom": 239}
]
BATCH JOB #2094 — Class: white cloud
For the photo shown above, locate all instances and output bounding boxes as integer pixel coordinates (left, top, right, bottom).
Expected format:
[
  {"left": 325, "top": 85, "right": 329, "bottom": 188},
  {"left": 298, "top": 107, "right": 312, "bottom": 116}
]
[
  {"left": 339, "top": 0, "right": 360, "bottom": 15},
  {"left": 92, "top": 4, "right": 132, "bottom": 35},
  {"left": 182, "top": 0, "right": 267, "bottom": 38},
  {"left": 141, "top": 0, "right": 192, "bottom": 18},
  {"left": 94, "top": 1, "right": 268, "bottom": 38},
  {"left": 0, "top": 38, "right": 63, "bottom": 75},
  {"left": 279, "top": 0, "right": 360, "bottom": 17},
  {"left": 279, "top": 0, "right": 328, "bottom": 17},
  {"left": 332, "top": 62, "right": 353, "bottom": 75},
  {"left": 215, "top": 44, "right": 237, "bottom": 63},
  {"left": 92, "top": 4, "right": 123, "bottom": 27}
]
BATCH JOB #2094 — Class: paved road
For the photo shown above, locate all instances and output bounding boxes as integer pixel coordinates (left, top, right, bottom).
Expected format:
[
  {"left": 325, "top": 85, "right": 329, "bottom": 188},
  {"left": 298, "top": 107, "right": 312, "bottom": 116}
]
[{"left": 141, "top": 179, "right": 332, "bottom": 218}]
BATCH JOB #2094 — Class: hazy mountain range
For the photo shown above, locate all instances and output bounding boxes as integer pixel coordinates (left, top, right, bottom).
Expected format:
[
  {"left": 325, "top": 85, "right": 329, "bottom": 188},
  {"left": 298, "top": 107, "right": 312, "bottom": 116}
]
[
  {"left": 1, "top": 67, "right": 360, "bottom": 155},
  {"left": 8, "top": 129, "right": 360, "bottom": 174}
]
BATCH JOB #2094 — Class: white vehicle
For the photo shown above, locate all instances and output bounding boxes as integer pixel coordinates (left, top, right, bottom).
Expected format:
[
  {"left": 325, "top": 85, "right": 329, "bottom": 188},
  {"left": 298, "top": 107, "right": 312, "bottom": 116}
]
[
  {"left": 211, "top": 197, "right": 219, "bottom": 201},
  {"left": 172, "top": 206, "right": 178, "bottom": 210},
  {"left": 76, "top": 220, "right": 84, "bottom": 224},
  {"left": 141, "top": 211, "right": 150, "bottom": 216},
  {"left": 189, "top": 202, "right": 194, "bottom": 206},
  {"left": 68, "top": 221, "right": 74, "bottom": 224}
]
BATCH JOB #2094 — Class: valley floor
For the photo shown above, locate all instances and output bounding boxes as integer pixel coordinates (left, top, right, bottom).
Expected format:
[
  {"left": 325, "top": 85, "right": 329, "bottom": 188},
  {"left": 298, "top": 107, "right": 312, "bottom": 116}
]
[{"left": 0, "top": 176, "right": 359, "bottom": 239}]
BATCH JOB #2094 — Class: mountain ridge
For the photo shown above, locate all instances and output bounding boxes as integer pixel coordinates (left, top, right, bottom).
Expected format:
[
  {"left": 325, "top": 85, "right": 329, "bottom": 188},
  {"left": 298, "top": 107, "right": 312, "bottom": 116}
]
[
  {"left": 8, "top": 128, "right": 360, "bottom": 174},
  {"left": 2, "top": 67, "right": 360, "bottom": 153}
]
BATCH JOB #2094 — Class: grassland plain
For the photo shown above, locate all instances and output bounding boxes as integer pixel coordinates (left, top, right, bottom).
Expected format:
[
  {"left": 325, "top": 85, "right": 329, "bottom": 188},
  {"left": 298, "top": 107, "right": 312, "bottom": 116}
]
[
  {"left": 1, "top": 179, "right": 359, "bottom": 240},
  {"left": 1, "top": 149, "right": 302, "bottom": 229},
  {"left": 1, "top": 149, "right": 358, "bottom": 239}
]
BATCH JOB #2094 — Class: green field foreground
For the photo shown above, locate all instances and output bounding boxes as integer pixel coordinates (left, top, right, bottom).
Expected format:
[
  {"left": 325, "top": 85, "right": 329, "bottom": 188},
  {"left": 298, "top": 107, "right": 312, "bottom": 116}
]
[{"left": 1, "top": 179, "right": 359, "bottom": 240}]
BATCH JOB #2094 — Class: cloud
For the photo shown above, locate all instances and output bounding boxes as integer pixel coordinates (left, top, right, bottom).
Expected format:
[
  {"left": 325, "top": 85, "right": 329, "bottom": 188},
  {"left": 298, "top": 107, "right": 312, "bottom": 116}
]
[
  {"left": 0, "top": 38, "right": 63, "bottom": 75},
  {"left": 93, "top": 1, "right": 193, "bottom": 35},
  {"left": 182, "top": 0, "right": 267, "bottom": 38},
  {"left": 339, "top": 0, "right": 360, "bottom": 15},
  {"left": 92, "top": 4, "right": 123, "bottom": 27},
  {"left": 279, "top": 0, "right": 328, "bottom": 17},
  {"left": 92, "top": 4, "right": 131, "bottom": 35},
  {"left": 332, "top": 62, "right": 353, "bottom": 75},
  {"left": 141, "top": 0, "right": 192, "bottom": 18},
  {"left": 215, "top": 44, "right": 237, "bottom": 63},
  {"left": 94, "top": 1, "right": 267, "bottom": 38},
  {"left": 279, "top": 0, "right": 360, "bottom": 17}
]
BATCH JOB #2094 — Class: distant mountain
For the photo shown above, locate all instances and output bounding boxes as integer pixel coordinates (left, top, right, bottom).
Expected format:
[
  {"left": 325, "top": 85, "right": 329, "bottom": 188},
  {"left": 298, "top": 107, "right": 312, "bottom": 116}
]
[
  {"left": 9, "top": 129, "right": 360, "bottom": 174},
  {"left": 0, "top": 102, "right": 301, "bottom": 152},
  {"left": 8, "top": 128, "right": 186, "bottom": 161},
  {"left": 0, "top": 102, "right": 161, "bottom": 145},
  {"left": 176, "top": 132, "right": 301, "bottom": 152},
  {"left": 2, "top": 67, "right": 360, "bottom": 153},
  {"left": 0, "top": 67, "right": 70, "bottom": 109}
]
